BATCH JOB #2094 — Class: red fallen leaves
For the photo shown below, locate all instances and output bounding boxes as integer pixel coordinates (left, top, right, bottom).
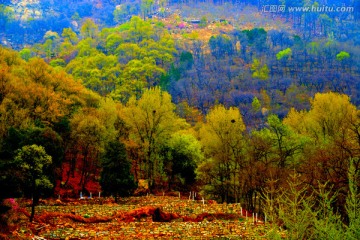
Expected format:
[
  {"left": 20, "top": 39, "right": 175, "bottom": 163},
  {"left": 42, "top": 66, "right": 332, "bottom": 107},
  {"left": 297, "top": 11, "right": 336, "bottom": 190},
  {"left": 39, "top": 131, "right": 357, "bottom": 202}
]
[
  {"left": 17, "top": 208, "right": 31, "bottom": 218},
  {"left": 18, "top": 206, "right": 240, "bottom": 225},
  {"left": 36, "top": 211, "right": 113, "bottom": 224}
]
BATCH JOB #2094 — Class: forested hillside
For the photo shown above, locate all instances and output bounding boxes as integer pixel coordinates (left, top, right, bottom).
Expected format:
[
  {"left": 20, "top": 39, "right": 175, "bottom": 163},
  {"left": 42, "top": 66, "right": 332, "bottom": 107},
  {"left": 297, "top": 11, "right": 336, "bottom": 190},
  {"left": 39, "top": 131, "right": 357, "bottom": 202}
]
[
  {"left": 1, "top": 0, "right": 360, "bottom": 47},
  {"left": 1, "top": 0, "right": 360, "bottom": 238}
]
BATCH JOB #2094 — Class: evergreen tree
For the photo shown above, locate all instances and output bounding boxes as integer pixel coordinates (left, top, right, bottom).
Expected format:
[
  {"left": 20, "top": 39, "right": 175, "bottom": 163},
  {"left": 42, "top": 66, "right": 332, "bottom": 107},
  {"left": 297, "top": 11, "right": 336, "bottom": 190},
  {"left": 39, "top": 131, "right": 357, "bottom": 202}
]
[{"left": 100, "top": 140, "right": 136, "bottom": 202}]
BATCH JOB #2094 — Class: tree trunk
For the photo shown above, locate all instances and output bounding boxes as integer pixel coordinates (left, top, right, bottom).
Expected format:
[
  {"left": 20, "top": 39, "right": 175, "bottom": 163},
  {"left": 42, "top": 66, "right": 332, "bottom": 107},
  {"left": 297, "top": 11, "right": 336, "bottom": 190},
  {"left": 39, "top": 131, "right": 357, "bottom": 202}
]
[
  {"left": 30, "top": 201, "right": 35, "bottom": 222},
  {"left": 30, "top": 180, "right": 36, "bottom": 222}
]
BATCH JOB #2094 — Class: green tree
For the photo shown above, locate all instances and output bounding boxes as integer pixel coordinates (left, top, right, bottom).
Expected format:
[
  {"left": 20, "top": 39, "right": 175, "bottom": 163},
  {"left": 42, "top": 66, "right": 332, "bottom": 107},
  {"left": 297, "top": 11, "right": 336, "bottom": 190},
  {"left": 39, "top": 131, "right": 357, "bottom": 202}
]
[
  {"left": 123, "top": 57, "right": 165, "bottom": 86},
  {"left": 40, "top": 31, "right": 61, "bottom": 59},
  {"left": 266, "top": 114, "right": 304, "bottom": 168},
  {"left": 19, "top": 48, "right": 32, "bottom": 61},
  {"left": 251, "top": 97, "right": 261, "bottom": 112},
  {"left": 61, "top": 28, "right": 78, "bottom": 45},
  {"left": 251, "top": 58, "right": 269, "bottom": 80},
  {"left": 14, "top": 144, "right": 52, "bottom": 222},
  {"left": 276, "top": 48, "right": 292, "bottom": 60},
  {"left": 59, "top": 40, "right": 76, "bottom": 58},
  {"left": 74, "top": 38, "right": 98, "bottom": 57},
  {"left": 80, "top": 19, "right": 99, "bottom": 39},
  {"left": 122, "top": 16, "right": 154, "bottom": 43},
  {"left": 336, "top": 51, "right": 350, "bottom": 61},
  {"left": 179, "top": 51, "right": 194, "bottom": 70},
  {"left": 113, "top": 6, "right": 125, "bottom": 24},
  {"left": 276, "top": 47, "right": 292, "bottom": 76},
  {"left": 66, "top": 53, "right": 120, "bottom": 95},
  {"left": 140, "top": 36, "right": 176, "bottom": 66},
  {"left": 49, "top": 58, "right": 66, "bottom": 68},
  {"left": 165, "top": 133, "right": 204, "bottom": 191},
  {"left": 313, "top": 182, "right": 345, "bottom": 240},
  {"left": 111, "top": 57, "right": 166, "bottom": 102},
  {"left": 106, "top": 33, "right": 125, "bottom": 54},
  {"left": 114, "top": 43, "right": 143, "bottom": 62},
  {"left": 100, "top": 140, "right": 136, "bottom": 202}
]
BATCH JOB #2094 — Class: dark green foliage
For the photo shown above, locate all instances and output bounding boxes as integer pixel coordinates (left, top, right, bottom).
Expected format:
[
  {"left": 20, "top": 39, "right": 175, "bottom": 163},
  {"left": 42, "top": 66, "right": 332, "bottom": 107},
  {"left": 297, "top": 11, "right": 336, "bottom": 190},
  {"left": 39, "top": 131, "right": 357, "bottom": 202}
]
[
  {"left": 1, "top": 127, "right": 24, "bottom": 159},
  {"left": 164, "top": 145, "right": 197, "bottom": 190},
  {"left": 160, "top": 73, "right": 171, "bottom": 89},
  {"left": 2, "top": 127, "right": 64, "bottom": 183},
  {"left": 242, "top": 28, "right": 267, "bottom": 45},
  {"left": 180, "top": 51, "right": 194, "bottom": 70},
  {"left": 53, "top": 116, "right": 71, "bottom": 137},
  {"left": 168, "top": 64, "right": 181, "bottom": 81},
  {"left": 163, "top": 133, "right": 203, "bottom": 191},
  {"left": 14, "top": 144, "right": 53, "bottom": 222},
  {"left": 0, "top": 128, "right": 28, "bottom": 200},
  {"left": 0, "top": 160, "right": 22, "bottom": 200},
  {"left": 209, "top": 34, "right": 234, "bottom": 58},
  {"left": 21, "top": 127, "right": 64, "bottom": 167},
  {"left": 100, "top": 140, "right": 136, "bottom": 201}
]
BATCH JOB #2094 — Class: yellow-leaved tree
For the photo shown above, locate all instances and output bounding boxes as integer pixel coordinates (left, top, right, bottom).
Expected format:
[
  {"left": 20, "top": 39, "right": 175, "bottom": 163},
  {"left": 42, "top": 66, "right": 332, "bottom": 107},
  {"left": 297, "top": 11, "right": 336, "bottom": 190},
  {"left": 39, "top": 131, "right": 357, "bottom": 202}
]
[
  {"left": 198, "top": 105, "right": 246, "bottom": 203},
  {"left": 285, "top": 92, "right": 358, "bottom": 146},
  {"left": 120, "top": 87, "right": 188, "bottom": 188},
  {"left": 284, "top": 92, "right": 360, "bottom": 215}
]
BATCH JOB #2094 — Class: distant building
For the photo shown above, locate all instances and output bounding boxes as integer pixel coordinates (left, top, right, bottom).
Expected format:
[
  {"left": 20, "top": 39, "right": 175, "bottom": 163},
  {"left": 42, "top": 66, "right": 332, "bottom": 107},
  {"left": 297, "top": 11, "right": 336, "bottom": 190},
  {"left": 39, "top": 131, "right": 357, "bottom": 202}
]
[{"left": 188, "top": 19, "right": 200, "bottom": 24}]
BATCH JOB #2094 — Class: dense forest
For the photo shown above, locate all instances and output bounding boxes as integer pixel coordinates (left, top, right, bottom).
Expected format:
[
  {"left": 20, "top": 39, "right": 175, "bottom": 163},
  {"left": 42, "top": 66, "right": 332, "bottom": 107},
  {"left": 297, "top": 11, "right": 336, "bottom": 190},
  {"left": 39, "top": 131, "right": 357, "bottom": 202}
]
[{"left": 0, "top": 0, "right": 360, "bottom": 238}]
